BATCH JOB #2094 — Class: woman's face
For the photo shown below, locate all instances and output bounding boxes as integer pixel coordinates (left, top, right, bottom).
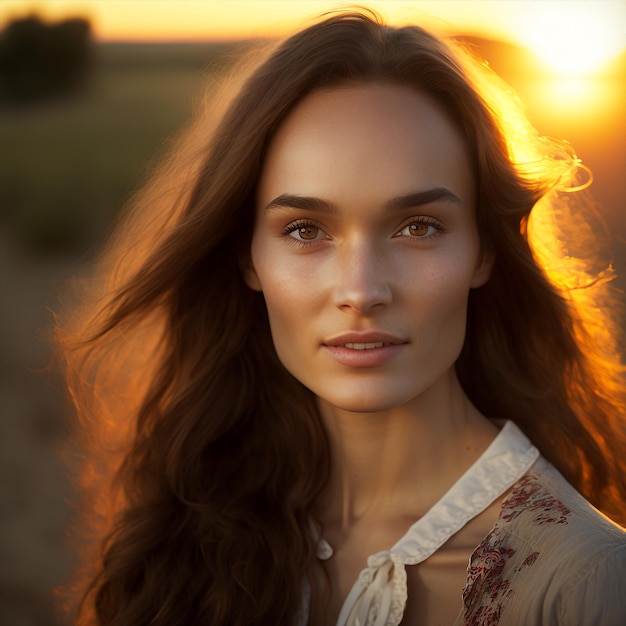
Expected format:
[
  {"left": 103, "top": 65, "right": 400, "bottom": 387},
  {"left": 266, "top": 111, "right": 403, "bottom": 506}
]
[{"left": 246, "top": 83, "right": 492, "bottom": 413}]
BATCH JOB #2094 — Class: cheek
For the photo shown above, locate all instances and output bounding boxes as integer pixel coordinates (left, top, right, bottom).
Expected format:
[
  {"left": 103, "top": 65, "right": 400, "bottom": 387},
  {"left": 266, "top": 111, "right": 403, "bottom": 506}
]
[
  {"left": 416, "top": 279, "right": 471, "bottom": 335},
  {"left": 250, "top": 235, "right": 321, "bottom": 317},
  {"left": 261, "top": 288, "right": 313, "bottom": 380},
  {"left": 262, "top": 283, "right": 299, "bottom": 329},
  {"left": 406, "top": 244, "right": 479, "bottom": 300},
  {"left": 409, "top": 254, "right": 478, "bottom": 341},
  {"left": 253, "top": 267, "right": 311, "bottom": 351}
]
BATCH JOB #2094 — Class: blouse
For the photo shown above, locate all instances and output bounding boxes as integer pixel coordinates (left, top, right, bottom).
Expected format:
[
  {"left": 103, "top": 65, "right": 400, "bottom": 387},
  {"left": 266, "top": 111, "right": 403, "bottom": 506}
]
[{"left": 300, "top": 421, "right": 626, "bottom": 625}]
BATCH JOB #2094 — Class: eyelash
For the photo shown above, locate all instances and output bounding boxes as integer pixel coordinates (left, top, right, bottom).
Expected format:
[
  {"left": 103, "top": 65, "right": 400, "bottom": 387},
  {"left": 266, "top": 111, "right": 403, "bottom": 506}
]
[{"left": 280, "top": 216, "right": 446, "bottom": 247}]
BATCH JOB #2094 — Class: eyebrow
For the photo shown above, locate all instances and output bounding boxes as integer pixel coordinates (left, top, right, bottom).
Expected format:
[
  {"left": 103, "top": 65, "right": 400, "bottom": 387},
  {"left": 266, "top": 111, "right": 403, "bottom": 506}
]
[{"left": 264, "top": 188, "right": 463, "bottom": 214}]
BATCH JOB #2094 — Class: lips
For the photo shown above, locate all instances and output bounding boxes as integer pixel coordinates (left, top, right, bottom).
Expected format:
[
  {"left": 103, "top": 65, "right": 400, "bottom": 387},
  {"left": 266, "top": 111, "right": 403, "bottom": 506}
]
[
  {"left": 323, "top": 332, "right": 406, "bottom": 348},
  {"left": 322, "top": 332, "right": 407, "bottom": 367}
]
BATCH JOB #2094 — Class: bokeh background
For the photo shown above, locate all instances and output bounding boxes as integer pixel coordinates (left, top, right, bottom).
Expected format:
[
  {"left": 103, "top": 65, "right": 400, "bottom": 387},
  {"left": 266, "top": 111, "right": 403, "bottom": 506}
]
[{"left": 1, "top": 1, "right": 624, "bottom": 624}]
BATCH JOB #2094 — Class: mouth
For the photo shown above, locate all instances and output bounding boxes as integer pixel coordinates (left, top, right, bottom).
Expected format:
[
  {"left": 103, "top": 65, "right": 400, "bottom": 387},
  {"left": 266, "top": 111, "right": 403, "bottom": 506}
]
[
  {"left": 324, "top": 332, "right": 407, "bottom": 349},
  {"left": 322, "top": 337, "right": 406, "bottom": 368},
  {"left": 342, "top": 342, "right": 387, "bottom": 350}
]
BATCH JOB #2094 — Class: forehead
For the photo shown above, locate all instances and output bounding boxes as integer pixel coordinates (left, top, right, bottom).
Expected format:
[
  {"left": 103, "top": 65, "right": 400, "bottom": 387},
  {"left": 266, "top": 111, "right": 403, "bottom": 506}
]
[{"left": 257, "top": 82, "right": 473, "bottom": 207}]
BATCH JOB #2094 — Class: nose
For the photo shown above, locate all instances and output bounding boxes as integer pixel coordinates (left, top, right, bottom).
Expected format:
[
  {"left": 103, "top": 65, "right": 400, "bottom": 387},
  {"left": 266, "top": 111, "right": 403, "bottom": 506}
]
[{"left": 332, "top": 242, "right": 393, "bottom": 314}]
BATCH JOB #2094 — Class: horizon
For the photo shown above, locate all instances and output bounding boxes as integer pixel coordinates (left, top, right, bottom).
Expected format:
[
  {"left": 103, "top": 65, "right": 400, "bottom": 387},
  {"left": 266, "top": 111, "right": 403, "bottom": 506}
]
[{"left": 1, "top": 1, "right": 625, "bottom": 77}]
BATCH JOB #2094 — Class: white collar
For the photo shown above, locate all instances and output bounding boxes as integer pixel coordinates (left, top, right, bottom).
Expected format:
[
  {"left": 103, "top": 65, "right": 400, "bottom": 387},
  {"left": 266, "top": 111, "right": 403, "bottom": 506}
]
[{"left": 318, "top": 420, "right": 540, "bottom": 626}]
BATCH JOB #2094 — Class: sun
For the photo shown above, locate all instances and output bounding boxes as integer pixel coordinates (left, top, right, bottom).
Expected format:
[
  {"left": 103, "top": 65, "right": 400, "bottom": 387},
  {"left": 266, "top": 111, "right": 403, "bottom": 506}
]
[{"left": 520, "top": 2, "right": 625, "bottom": 77}]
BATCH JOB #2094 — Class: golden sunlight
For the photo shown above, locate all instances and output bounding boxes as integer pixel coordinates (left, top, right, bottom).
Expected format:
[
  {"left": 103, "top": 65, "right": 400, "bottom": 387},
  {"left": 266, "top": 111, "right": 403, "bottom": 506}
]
[
  {"left": 519, "top": 2, "right": 625, "bottom": 76},
  {"left": 2, "top": 0, "right": 624, "bottom": 61}
]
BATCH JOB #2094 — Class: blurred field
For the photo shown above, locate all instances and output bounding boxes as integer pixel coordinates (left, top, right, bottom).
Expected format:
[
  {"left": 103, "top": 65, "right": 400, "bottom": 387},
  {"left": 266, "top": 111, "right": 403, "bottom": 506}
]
[
  {"left": 0, "top": 41, "right": 239, "bottom": 626},
  {"left": 0, "top": 38, "right": 624, "bottom": 626},
  {"left": 0, "top": 42, "right": 240, "bottom": 256}
]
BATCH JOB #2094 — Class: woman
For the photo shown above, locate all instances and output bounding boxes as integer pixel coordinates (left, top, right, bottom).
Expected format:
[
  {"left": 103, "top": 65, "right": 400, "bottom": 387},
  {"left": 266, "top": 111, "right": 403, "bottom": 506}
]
[{"left": 57, "top": 10, "right": 626, "bottom": 625}]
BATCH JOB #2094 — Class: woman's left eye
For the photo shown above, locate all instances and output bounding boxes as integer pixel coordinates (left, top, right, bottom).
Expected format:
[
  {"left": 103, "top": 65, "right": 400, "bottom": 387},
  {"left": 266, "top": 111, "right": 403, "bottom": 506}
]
[{"left": 394, "top": 218, "right": 443, "bottom": 239}]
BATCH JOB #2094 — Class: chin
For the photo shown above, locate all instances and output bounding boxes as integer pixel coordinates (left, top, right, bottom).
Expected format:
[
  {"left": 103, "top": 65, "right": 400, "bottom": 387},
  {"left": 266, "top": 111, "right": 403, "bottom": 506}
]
[{"left": 317, "top": 388, "right": 417, "bottom": 415}]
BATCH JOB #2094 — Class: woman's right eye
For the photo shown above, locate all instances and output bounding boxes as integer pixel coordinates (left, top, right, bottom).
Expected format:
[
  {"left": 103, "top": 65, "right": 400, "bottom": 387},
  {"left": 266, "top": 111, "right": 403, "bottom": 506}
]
[{"left": 282, "top": 220, "right": 328, "bottom": 245}]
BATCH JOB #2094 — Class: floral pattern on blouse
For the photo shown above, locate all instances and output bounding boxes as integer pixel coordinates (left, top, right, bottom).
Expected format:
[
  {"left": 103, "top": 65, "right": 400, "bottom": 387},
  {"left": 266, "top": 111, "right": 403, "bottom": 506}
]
[
  {"left": 461, "top": 472, "right": 572, "bottom": 625},
  {"left": 499, "top": 473, "right": 571, "bottom": 526}
]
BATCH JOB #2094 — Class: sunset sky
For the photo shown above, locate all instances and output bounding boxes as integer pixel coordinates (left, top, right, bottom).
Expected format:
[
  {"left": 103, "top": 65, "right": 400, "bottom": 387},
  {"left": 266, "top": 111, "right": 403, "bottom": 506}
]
[{"left": 1, "top": 0, "right": 625, "bottom": 76}]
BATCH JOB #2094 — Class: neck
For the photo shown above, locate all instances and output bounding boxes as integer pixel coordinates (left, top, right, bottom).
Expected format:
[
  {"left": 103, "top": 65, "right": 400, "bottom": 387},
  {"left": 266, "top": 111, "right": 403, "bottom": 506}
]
[{"left": 315, "top": 370, "right": 497, "bottom": 528}]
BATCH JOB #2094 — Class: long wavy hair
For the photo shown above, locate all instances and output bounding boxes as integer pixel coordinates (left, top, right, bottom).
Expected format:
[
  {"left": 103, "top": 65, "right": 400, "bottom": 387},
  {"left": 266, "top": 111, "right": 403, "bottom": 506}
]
[{"left": 55, "top": 10, "right": 626, "bottom": 625}]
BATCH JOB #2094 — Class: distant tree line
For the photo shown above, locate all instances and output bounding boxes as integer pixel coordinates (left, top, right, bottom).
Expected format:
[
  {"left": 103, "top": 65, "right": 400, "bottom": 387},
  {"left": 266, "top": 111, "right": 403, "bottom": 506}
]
[{"left": 0, "top": 15, "right": 92, "bottom": 103}]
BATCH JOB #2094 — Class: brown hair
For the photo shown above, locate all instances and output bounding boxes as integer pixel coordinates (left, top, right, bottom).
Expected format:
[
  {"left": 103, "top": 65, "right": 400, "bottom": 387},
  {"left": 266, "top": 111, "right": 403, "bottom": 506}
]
[{"left": 55, "top": 10, "right": 626, "bottom": 625}]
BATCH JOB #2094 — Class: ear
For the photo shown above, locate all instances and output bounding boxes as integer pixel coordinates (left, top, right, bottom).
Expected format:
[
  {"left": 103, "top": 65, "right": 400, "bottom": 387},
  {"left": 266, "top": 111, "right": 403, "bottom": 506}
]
[
  {"left": 470, "top": 248, "right": 495, "bottom": 288},
  {"left": 241, "top": 256, "right": 263, "bottom": 292}
]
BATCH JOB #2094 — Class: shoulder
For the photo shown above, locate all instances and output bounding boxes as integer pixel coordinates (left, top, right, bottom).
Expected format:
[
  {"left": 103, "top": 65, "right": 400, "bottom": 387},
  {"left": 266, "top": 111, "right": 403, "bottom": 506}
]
[
  {"left": 462, "top": 458, "right": 626, "bottom": 625},
  {"left": 499, "top": 457, "right": 625, "bottom": 550}
]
